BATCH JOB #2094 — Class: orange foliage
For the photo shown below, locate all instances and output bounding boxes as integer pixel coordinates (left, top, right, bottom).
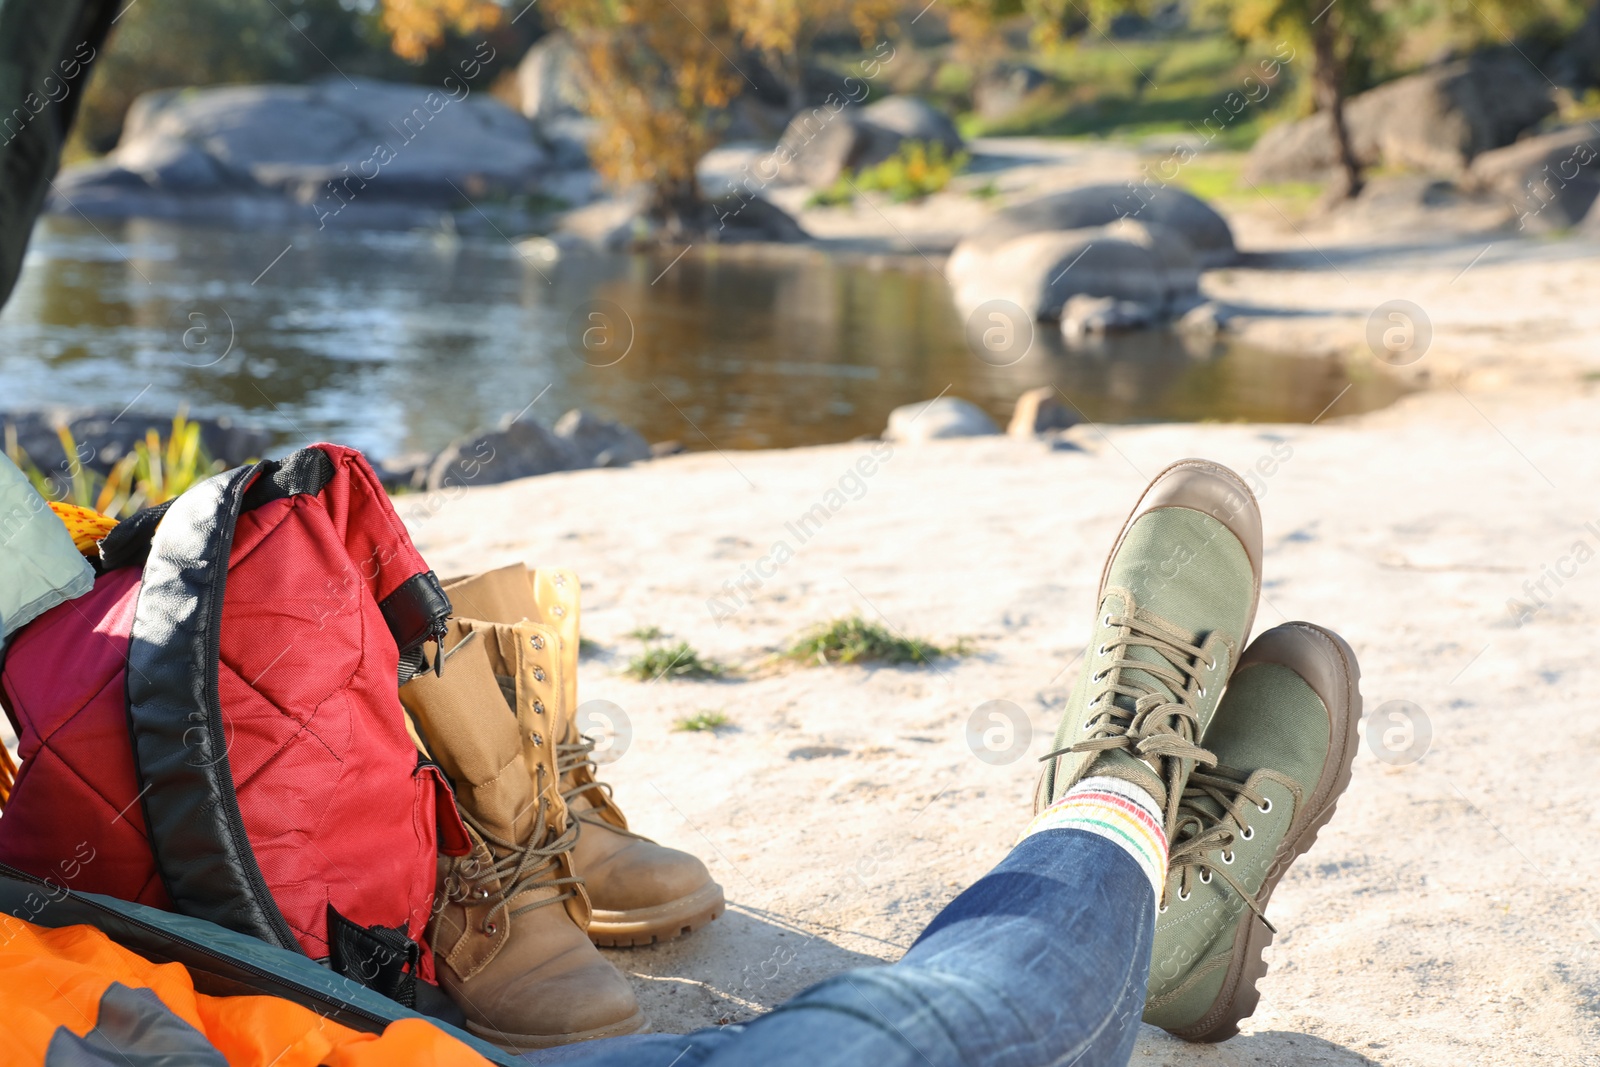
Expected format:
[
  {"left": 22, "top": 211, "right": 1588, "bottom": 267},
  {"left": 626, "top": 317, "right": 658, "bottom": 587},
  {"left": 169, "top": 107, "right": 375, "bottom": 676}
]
[
  {"left": 542, "top": 0, "right": 745, "bottom": 214},
  {"left": 381, "top": 0, "right": 505, "bottom": 63}
]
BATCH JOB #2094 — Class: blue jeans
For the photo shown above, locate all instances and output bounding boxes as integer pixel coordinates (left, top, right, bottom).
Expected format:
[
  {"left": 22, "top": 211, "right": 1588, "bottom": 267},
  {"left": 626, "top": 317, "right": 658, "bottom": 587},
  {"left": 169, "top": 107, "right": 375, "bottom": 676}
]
[{"left": 521, "top": 829, "right": 1155, "bottom": 1067}]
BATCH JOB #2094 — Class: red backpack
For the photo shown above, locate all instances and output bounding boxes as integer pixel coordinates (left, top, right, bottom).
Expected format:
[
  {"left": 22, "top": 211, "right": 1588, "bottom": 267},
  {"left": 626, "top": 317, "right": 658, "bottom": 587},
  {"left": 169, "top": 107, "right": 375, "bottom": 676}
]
[{"left": 0, "top": 444, "right": 466, "bottom": 1004}]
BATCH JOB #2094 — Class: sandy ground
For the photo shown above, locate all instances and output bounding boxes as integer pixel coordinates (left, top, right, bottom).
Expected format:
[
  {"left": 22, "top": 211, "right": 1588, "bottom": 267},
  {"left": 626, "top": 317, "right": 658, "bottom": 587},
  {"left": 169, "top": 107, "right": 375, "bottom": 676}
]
[{"left": 404, "top": 379, "right": 1600, "bottom": 1067}]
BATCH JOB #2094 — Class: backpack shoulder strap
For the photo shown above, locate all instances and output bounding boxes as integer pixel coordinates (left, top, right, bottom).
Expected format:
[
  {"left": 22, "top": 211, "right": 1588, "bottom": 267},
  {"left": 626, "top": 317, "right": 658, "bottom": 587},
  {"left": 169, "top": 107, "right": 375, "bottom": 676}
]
[{"left": 125, "top": 458, "right": 299, "bottom": 951}]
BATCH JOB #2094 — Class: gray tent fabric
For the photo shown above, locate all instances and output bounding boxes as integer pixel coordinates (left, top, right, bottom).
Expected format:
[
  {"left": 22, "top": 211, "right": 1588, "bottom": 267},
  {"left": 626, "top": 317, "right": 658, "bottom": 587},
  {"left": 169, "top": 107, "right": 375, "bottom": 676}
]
[
  {"left": 44, "top": 983, "right": 231, "bottom": 1067},
  {"left": 0, "top": 452, "right": 95, "bottom": 642},
  {"left": 0, "top": 0, "right": 119, "bottom": 311}
]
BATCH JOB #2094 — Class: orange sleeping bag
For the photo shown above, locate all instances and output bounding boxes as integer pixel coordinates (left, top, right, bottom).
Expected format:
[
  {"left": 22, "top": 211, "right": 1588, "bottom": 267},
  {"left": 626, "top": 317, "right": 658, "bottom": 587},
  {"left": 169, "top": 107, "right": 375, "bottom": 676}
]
[{"left": 0, "top": 914, "right": 491, "bottom": 1067}]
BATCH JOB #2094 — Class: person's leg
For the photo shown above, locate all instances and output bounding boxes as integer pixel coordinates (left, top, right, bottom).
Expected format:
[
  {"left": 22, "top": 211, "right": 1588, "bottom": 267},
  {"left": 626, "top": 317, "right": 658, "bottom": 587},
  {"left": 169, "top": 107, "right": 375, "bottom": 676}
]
[
  {"left": 521, "top": 776, "right": 1166, "bottom": 1067},
  {"left": 519, "top": 460, "right": 1263, "bottom": 1067}
]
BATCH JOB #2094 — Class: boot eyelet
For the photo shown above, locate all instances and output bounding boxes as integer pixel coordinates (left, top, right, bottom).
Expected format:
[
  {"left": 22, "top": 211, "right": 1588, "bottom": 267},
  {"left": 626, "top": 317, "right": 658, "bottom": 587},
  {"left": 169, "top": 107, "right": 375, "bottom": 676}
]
[
  {"left": 533, "top": 667, "right": 546, "bottom": 682},
  {"left": 1082, "top": 721, "right": 1094, "bottom": 732},
  {"left": 552, "top": 606, "right": 566, "bottom": 617},
  {"left": 534, "top": 700, "right": 546, "bottom": 715},
  {"left": 1205, "top": 658, "right": 1216, "bottom": 671},
  {"left": 531, "top": 733, "right": 544, "bottom": 747},
  {"left": 483, "top": 921, "right": 498, "bottom": 935},
  {"left": 1092, "top": 669, "right": 1107, "bottom": 683},
  {"left": 1178, "top": 889, "right": 1191, "bottom": 902},
  {"left": 1257, "top": 798, "right": 1272, "bottom": 814},
  {"left": 1197, "top": 686, "right": 1207, "bottom": 698},
  {"left": 1159, "top": 904, "right": 1168, "bottom": 914},
  {"left": 1096, "top": 644, "right": 1108, "bottom": 655},
  {"left": 531, "top": 635, "right": 544, "bottom": 651},
  {"left": 476, "top": 887, "right": 490, "bottom": 899},
  {"left": 1199, "top": 870, "right": 1212, "bottom": 884},
  {"left": 1240, "top": 825, "right": 1254, "bottom": 840},
  {"left": 1102, "top": 613, "right": 1113, "bottom": 626},
  {"left": 1221, "top": 851, "right": 1235, "bottom": 864}
]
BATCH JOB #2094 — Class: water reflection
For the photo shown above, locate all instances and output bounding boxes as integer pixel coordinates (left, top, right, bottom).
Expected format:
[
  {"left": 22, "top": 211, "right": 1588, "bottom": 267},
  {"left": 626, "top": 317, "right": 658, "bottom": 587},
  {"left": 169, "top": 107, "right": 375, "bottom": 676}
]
[{"left": 0, "top": 217, "right": 1405, "bottom": 458}]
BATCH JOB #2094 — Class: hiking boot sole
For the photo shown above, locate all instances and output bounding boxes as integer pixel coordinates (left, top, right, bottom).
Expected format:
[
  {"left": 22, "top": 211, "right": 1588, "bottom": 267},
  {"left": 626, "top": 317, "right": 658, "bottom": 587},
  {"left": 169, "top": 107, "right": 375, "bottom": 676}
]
[
  {"left": 588, "top": 881, "right": 727, "bottom": 947},
  {"left": 1172, "top": 623, "right": 1363, "bottom": 1043},
  {"left": 469, "top": 1007, "right": 651, "bottom": 1051}
]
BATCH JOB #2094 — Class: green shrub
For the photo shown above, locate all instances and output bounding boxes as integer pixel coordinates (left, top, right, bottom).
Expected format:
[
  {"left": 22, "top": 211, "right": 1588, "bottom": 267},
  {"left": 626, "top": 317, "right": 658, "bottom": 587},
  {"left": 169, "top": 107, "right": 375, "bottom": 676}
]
[{"left": 4, "top": 411, "right": 228, "bottom": 519}]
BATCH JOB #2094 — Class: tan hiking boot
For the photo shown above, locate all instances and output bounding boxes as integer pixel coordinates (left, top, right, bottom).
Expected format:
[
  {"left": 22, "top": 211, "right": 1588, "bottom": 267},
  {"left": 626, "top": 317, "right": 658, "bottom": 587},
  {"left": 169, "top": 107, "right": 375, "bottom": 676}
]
[
  {"left": 443, "top": 564, "right": 726, "bottom": 946},
  {"left": 400, "top": 622, "right": 646, "bottom": 1049}
]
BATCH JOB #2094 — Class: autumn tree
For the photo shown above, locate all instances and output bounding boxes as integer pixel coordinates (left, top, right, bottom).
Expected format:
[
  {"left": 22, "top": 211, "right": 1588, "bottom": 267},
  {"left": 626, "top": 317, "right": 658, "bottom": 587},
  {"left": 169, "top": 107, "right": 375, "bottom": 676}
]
[
  {"left": 1189, "top": 0, "right": 1383, "bottom": 199},
  {"left": 736, "top": 0, "right": 900, "bottom": 111},
  {"left": 539, "top": 0, "right": 745, "bottom": 228}
]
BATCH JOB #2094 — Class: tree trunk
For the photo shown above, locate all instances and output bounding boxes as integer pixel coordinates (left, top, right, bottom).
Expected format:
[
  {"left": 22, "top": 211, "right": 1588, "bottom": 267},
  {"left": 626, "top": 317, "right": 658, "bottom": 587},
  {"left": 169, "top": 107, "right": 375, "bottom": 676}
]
[
  {"left": 784, "top": 49, "right": 806, "bottom": 114},
  {"left": 648, "top": 177, "right": 707, "bottom": 241},
  {"left": 1310, "top": 17, "right": 1363, "bottom": 200}
]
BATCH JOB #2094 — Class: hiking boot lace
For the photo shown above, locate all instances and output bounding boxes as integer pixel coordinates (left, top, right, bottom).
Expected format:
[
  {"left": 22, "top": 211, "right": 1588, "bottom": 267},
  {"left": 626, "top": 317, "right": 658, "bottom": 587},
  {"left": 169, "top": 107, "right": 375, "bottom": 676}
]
[
  {"left": 556, "top": 730, "right": 646, "bottom": 841},
  {"left": 1164, "top": 764, "right": 1276, "bottom": 932},
  {"left": 447, "top": 768, "right": 583, "bottom": 930},
  {"left": 1041, "top": 608, "right": 1216, "bottom": 834}
]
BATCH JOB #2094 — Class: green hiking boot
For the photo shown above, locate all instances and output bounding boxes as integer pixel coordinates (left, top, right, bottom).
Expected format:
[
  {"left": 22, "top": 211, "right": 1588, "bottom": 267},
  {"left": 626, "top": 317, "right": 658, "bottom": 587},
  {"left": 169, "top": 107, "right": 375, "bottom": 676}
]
[
  {"left": 1144, "top": 622, "right": 1363, "bottom": 1042},
  {"left": 1037, "top": 459, "right": 1263, "bottom": 831}
]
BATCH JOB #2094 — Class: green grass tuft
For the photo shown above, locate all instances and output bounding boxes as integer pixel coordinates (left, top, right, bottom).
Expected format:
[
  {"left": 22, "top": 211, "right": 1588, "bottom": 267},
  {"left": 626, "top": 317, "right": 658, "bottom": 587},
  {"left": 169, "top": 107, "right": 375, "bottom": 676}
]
[
  {"left": 1164, "top": 157, "right": 1323, "bottom": 214},
  {"left": 626, "top": 641, "right": 726, "bottom": 681},
  {"left": 674, "top": 709, "right": 731, "bottom": 732},
  {"left": 627, "top": 625, "right": 665, "bottom": 641},
  {"left": 806, "top": 141, "right": 970, "bottom": 208},
  {"left": 785, "top": 616, "right": 967, "bottom": 667}
]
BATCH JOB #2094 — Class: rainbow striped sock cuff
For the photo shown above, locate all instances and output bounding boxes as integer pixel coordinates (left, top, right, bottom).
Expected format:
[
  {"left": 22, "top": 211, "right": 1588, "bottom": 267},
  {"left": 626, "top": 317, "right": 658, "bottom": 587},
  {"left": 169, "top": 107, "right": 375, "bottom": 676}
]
[{"left": 1018, "top": 776, "right": 1169, "bottom": 900}]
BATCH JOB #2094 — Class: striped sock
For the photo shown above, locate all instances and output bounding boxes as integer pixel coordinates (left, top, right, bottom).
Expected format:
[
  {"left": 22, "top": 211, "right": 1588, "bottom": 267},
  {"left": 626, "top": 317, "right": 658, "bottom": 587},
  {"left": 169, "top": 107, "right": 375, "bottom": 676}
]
[{"left": 1017, "top": 776, "right": 1169, "bottom": 900}]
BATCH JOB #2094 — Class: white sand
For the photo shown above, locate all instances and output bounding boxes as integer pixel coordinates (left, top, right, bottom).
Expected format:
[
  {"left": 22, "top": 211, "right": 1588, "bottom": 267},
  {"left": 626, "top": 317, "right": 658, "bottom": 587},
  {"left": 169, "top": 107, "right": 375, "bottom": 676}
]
[{"left": 405, "top": 375, "right": 1600, "bottom": 1066}]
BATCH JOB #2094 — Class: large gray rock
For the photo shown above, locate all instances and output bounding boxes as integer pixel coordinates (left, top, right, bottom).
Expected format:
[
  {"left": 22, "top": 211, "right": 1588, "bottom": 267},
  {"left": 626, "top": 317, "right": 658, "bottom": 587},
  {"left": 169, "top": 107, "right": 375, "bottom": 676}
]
[
  {"left": 1466, "top": 125, "right": 1600, "bottom": 230},
  {"left": 1246, "top": 53, "right": 1556, "bottom": 183},
  {"left": 948, "top": 219, "right": 1201, "bottom": 322},
  {"left": 1585, "top": 188, "right": 1600, "bottom": 235},
  {"left": 859, "top": 96, "right": 963, "bottom": 153},
  {"left": 553, "top": 409, "right": 651, "bottom": 467},
  {"left": 884, "top": 397, "right": 998, "bottom": 443},
  {"left": 426, "top": 415, "right": 585, "bottom": 491},
  {"left": 1059, "top": 295, "right": 1157, "bottom": 342},
  {"left": 773, "top": 94, "right": 964, "bottom": 187},
  {"left": 970, "top": 183, "right": 1235, "bottom": 267},
  {"left": 51, "top": 78, "right": 556, "bottom": 226},
  {"left": 516, "top": 33, "right": 587, "bottom": 124},
  {"left": 1552, "top": 2, "right": 1600, "bottom": 89}
]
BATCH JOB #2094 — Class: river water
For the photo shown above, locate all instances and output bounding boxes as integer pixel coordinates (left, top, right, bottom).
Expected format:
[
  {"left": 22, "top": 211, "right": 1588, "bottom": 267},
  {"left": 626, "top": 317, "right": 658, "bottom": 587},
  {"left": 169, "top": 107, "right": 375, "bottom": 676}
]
[{"left": 0, "top": 217, "right": 1405, "bottom": 459}]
